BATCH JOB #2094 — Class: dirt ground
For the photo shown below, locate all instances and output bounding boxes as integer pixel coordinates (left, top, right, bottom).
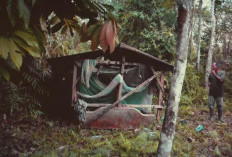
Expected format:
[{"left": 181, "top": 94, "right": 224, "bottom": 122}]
[{"left": 175, "top": 104, "right": 232, "bottom": 157}]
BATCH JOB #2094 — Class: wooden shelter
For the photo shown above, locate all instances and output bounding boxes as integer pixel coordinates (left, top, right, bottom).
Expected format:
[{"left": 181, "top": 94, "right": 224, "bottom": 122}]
[{"left": 44, "top": 43, "right": 174, "bottom": 129}]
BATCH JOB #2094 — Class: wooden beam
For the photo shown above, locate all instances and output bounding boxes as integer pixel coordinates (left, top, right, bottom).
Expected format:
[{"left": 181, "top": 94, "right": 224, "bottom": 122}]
[
  {"left": 84, "top": 73, "right": 158, "bottom": 127},
  {"left": 96, "top": 60, "right": 143, "bottom": 67},
  {"left": 151, "top": 67, "right": 164, "bottom": 92},
  {"left": 75, "top": 60, "right": 143, "bottom": 67},
  {"left": 87, "top": 104, "right": 163, "bottom": 109}
]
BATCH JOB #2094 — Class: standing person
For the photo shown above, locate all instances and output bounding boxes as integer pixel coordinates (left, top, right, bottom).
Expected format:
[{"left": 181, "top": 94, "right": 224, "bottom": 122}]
[{"left": 208, "top": 61, "right": 225, "bottom": 122}]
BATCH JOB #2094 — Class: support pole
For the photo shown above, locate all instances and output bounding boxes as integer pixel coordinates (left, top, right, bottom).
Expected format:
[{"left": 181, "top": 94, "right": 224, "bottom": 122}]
[
  {"left": 71, "top": 64, "right": 78, "bottom": 105},
  {"left": 117, "top": 56, "right": 125, "bottom": 108},
  {"left": 156, "top": 72, "right": 165, "bottom": 121},
  {"left": 71, "top": 64, "right": 80, "bottom": 128}
]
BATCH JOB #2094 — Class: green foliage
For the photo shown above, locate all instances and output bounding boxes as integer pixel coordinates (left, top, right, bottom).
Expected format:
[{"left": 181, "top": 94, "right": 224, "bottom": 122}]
[
  {"left": 180, "top": 64, "right": 207, "bottom": 107},
  {"left": 0, "top": 56, "right": 51, "bottom": 117},
  {"left": 0, "top": 0, "right": 117, "bottom": 119},
  {"left": 3, "top": 82, "right": 41, "bottom": 116},
  {"left": 214, "top": 145, "right": 221, "bottom": 156},
  {"left": 0, "top": 0, "right": 116, "bottom": 80},
  {"left": 44, "top": 20, "right": 94, "bottom": 58},
  {"left": 0, "top": 0, "right": 42, "bottom": 80},
  {"left": 224, "top": 67, "right": 232, "bottom": 112},
  {"left": 224, "top": 71, "right": 232, "bottom": 95},
  {"left": 15, "top": 127, "right": 159, "bottom": 156},
  {"left": 114, "top": 0, "right": 176, "bottom": 61}
]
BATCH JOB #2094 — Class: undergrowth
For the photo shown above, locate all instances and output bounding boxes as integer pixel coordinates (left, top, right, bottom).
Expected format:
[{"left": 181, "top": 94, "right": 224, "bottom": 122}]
[
  {"left": 181, "top": 64, "right": 207, "bottom": 107},
  {"left": 0, "top": 119, "right": 161, "bottom": 157},
  {"left": 0, "top": 57, "right": 51, "bottom": 118},
  {"left": 1, "top": 65, "right": 232, "bottom": 157},
  {"left": 179, "top": 64, "right": 207, "bottom": 119}
]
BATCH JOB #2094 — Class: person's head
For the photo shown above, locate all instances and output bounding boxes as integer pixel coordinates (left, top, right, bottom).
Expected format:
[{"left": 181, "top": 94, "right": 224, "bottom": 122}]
[
  {"left": 212, "top": 62, "right": 218, "bottom": 71},
  {"left": 212, "top": 61, "right": 222, "bottom": 71}
]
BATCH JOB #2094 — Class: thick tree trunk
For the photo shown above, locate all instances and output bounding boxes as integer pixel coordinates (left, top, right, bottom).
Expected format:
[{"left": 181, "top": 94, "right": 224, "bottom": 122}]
[
  {"left": 157, "top": 0, "right": 193, "bottom": 157},
  {"left": 196, "top": 0, "right": 203, "bottom": 70},
  {"left": 205, "top": 0, "right": 216, "bottom": 86}
]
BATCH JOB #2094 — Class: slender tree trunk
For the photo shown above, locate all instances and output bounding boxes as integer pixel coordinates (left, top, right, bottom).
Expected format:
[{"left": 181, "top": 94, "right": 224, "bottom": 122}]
[
  {"left": 188, "top": 30, "right": 193, "bottom": 59},
  {"left": 157, "top": 0, "right": 193, "bottom": 156},
  {"left": 226, "top": 33, "right": 232, "bottom": 62},
  {"left": 196, "top": 0, "right": 203, "bottom": 70},
  {"left": 205, "top": 0, "right": 216, "bottom": 86},
  {"left": 188, "top": 0, "right": 195, "bottom": 59},
  {"left": 222, "top": 34, "right": 227, "bottom": 59},
  {"left": 222, "top": 33, "right": 232, "bottom": 64}
]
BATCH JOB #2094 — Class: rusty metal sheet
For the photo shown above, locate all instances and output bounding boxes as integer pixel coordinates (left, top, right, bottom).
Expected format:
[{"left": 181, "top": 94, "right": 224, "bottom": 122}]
[{"left": 84, "top": 107, "right": 156, "bottom": 130}]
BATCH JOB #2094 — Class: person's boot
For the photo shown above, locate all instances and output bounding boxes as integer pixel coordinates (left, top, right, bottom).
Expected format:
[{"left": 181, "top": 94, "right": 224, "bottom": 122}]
[
  {"left": 209, "top": 108, "right": 214, "bottom": 121},
  {"left": 218, "top": 109, "right": 224, "bottom": 122}
]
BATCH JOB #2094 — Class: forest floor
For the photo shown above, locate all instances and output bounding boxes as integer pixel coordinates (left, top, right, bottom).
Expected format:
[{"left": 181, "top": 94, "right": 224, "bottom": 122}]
[{"left": 1, "top": 100, "right": 232, "bottom": 157}]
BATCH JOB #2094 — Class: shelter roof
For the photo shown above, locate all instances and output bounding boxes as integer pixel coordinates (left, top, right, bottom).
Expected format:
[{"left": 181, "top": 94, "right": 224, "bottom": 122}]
[{"left": 48, "top": 43, "right": 174, "bottom": 71}]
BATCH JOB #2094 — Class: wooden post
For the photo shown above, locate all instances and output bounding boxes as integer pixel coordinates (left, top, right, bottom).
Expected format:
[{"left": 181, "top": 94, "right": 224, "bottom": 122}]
[
  {"left": 117, "top": 56, "right": 125, "bottom": 108},
  {"left": 150, "top": 67, "right": 165, "bottom": 120},
  {"left": 151, "top": 68, "right": 164, "bottom": 92},
  {"left": 71, "top": 64, "right": 80, "bottom": 128},
  {"left": 156, "top": 72, "right": 165, "bottom": 121},
  {"left": 71, "top": 64, "right": 78, "bottom": 106}
]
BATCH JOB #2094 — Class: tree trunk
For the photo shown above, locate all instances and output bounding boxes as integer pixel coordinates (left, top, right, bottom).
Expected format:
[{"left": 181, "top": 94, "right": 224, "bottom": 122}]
[
  {"left": 226, "top": 34, "right": 232, "bottom": 61},
  {"left": 222, "top": 33, "right": 227, "bottom": 60},
  {"left": 205, "top": 0, "right": 216, "bottom": 86},
  {"left": 222, "top": 33, "right": 232, "bottom": 65},
  {"left": 188, "top": 0, "right": 195, "bottom": 59},
  {"left": 196, "top": 0, "right": 203, "bottom": 70},
  {"left": 157, "top": 0, "right": 193, "bottom": 157},
  {"left": 225, "top": 33, "right": 232, "bottom": 62}
]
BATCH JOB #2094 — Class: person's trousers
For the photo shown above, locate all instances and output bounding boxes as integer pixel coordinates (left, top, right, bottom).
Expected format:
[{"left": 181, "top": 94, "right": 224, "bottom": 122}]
[
  {"left": 208, "top": 96, "right": 223, "bottom": 118},
  {"left": 208, "top": 96, "right": 223, "bottom": 110}
]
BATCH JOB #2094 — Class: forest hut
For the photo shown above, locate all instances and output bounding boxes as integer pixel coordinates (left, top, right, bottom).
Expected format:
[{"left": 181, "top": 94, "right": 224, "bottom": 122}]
[{"left": 44, "top": 43, "right": 174, "bottom": 129}]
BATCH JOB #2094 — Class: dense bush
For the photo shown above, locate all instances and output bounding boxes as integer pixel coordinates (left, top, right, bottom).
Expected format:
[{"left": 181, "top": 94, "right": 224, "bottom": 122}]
[
  {"left": 0, "top": 57, "right": 51, "bottom": 117},
  {"left": 181, "top": 64, "right": 207, "bottom": 107}
]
